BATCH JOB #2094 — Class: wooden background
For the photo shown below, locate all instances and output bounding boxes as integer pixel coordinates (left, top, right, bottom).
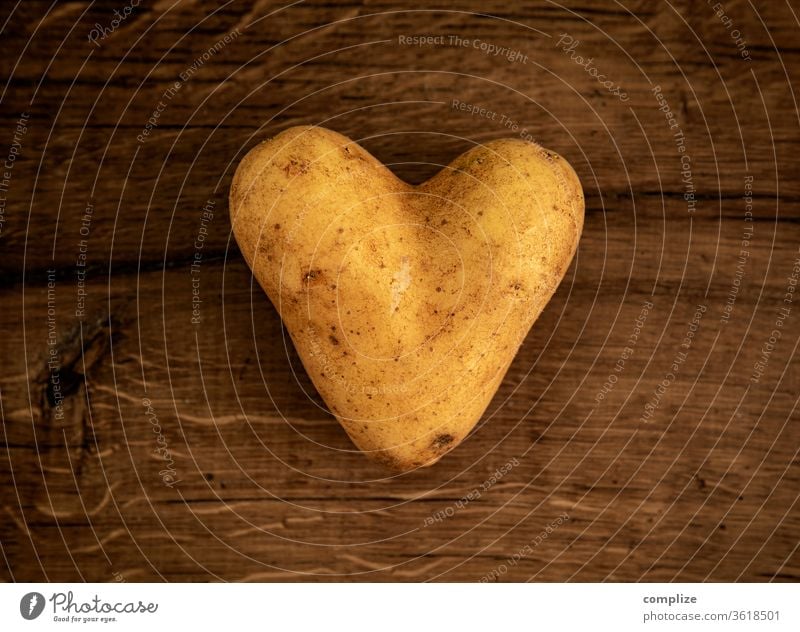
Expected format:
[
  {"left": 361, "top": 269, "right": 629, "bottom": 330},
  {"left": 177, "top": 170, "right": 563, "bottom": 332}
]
[{"left": 1, "top": 0, "right": 798, "bottom": 582}]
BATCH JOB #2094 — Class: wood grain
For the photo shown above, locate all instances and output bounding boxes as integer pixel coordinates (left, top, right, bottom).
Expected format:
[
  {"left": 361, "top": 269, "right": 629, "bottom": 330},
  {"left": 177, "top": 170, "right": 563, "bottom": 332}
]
[{"left": 1, "top": 0, "right": 798, "bottom": 582}]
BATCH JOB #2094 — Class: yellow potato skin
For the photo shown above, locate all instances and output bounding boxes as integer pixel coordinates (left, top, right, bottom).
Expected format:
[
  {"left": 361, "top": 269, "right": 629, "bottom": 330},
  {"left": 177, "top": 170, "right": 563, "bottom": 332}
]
[{"left": 230, "top": 126, "right": 584, "bottom": 472}]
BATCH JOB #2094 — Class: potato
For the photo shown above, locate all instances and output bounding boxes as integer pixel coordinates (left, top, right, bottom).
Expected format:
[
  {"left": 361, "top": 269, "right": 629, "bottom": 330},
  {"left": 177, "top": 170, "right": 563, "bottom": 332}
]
[{"left": 230, "top": 126, "right": 584, "bottom": 471}]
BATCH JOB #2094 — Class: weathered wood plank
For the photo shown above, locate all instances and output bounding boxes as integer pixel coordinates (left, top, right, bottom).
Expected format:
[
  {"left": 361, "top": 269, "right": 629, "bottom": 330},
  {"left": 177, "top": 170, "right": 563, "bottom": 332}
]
[
  {"left": 1, "top": 1, "right": 798, "bottom": 272},
  {"left": 2, "top": 215, "right": 799, "bottom": 580}
]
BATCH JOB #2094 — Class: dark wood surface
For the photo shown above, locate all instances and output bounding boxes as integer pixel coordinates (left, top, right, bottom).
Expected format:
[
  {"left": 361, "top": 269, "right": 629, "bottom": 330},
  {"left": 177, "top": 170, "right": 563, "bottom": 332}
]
[{"left": 1, "top": 0, "right": 799, "bottom": 582}]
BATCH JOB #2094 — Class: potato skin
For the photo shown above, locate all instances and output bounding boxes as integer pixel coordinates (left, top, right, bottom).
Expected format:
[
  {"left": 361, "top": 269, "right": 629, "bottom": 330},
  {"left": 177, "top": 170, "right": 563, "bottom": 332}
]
[{"left": 230, "top": 126, "right": 584, "bottom": 472}]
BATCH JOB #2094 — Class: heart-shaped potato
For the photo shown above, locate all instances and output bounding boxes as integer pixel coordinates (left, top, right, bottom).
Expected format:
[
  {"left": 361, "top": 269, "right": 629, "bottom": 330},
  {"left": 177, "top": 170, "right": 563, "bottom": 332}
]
[{"left": 230, "top": 126, "right": 584, "bottom": 471}]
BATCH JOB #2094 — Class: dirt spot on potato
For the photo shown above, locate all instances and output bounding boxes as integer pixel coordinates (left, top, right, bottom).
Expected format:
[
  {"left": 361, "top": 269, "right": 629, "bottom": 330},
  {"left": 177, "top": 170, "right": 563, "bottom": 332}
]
[
  {"left": 302, "top": 269, "right": 324, "bottom": 287},
  {"left": 284, "top": 157, "right": 309, "bottom": 176},
  {"left": 342, "top": 145, "right": 366, "bottom": 161},
  {"left": 431, "top": 433, "right": 454, "bottom": 451}
]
